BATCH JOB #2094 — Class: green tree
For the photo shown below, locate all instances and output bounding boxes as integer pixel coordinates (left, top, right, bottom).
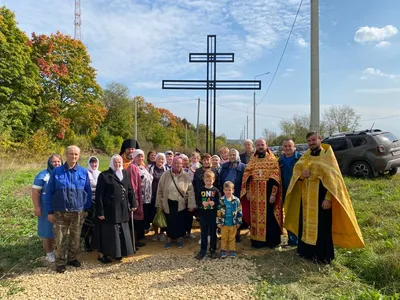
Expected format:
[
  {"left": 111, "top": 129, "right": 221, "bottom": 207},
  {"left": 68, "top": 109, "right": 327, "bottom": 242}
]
[
  {"left": 101, "top": 82, "right": 135, "bottom": 139},
  {"left": 0, "top": 7, "right": 41, "bottom": 140}
]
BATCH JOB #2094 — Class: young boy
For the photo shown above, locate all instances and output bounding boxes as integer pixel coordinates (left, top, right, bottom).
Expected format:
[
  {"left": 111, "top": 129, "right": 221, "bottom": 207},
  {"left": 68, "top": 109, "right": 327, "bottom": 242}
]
[
  {"left": 195, "top": 170, "right": 220, "bottom": 259},
  {"left": 217, "top": 181, "right": 243, "bottom": 258}
]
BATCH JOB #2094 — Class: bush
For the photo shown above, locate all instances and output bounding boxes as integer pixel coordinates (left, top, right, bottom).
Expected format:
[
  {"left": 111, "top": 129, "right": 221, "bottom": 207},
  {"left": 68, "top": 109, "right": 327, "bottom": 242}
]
[
  {"left": 92, "top": 129, "right": 122, "bottom": 154},
  {"left": 28, "top": 130, "right": 57, "bottom": 158}
]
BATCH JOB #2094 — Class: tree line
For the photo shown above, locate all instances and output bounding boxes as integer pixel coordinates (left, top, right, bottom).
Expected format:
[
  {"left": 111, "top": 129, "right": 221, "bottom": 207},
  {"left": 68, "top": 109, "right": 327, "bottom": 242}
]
[
  {"left": 0, "top": 6, "right": 225, "bottom": 157},
  {"left": 263, "top": 106, "right": 362, "bottom": 146}
]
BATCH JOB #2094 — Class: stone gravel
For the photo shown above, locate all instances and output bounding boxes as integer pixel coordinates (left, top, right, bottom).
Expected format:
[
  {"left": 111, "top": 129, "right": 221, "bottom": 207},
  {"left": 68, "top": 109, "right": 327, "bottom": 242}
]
[{"left": 0, "top": 234, "right": 259, "bottom": 299}]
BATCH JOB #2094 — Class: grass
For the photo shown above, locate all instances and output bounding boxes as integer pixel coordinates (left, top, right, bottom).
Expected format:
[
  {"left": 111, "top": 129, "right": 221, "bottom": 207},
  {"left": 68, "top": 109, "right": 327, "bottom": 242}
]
[
  {"left": 1, "top": 159, "right": 400, "bottom": 298},
  {"left": 252, "top": 176, "right": 400, "bottom": 299}
]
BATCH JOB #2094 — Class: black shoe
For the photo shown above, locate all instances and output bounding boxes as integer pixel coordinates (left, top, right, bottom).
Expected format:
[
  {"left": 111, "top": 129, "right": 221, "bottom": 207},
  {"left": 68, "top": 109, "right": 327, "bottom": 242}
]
[
  {"left": 209, "top": 252, "right": 218, "bottom": 259},
  {"left": 114, "top": 257, "right": 122, "bottom": 261},
  {"left": 136, "top": 242, "right": 146, "bottom": 247},
  {"left": 195, "top": 252, "right": 206, "bottom": 260},
  {"left": 84, "top": 246, "right": 92, "bottom": 252},
  {"left": 67, "top": 260, "right": 82, "bottom": 267},
  {"left": 56, "top": 265, "right": 66, "bottom": 273},
  {"left": 97, "top": 256, "right": 112, "bottom": 264}
]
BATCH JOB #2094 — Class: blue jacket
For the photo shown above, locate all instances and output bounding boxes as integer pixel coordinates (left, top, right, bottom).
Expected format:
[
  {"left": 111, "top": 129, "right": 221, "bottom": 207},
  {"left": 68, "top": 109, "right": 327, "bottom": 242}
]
[
  {"left": 45, "top": 163, "right": 92, "bottom": 213},
  {"left": 278, "top": 151, "right": 302, "bottom": 196},
  {"left": 217, "top": 196, "right": 243, "bottom": 226},
  {"left": 219, "top": 161, "right": 246, "bottom": 198}
]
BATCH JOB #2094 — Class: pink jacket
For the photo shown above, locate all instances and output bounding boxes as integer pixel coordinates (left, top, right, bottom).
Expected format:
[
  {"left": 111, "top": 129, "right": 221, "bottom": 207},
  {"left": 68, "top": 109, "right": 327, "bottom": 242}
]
[{"left": 127, "top": 163, "right": 143, "bottom": 220}]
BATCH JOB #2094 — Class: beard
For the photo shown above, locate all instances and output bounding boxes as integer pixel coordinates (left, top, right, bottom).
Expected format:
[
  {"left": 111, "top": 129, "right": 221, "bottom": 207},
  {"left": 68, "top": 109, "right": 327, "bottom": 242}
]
[
  {"left": 255, "top": 149, "right": 266, "bottom": 158},
  {"left": 125, "top": 153, "right": 134, "bottom": 160}
]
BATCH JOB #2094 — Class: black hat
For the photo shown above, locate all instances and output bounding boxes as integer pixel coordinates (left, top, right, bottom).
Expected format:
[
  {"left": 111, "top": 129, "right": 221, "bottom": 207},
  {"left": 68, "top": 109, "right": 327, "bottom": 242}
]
[{"left": 120, "top": 139, "right": 140, "bottom": 155}]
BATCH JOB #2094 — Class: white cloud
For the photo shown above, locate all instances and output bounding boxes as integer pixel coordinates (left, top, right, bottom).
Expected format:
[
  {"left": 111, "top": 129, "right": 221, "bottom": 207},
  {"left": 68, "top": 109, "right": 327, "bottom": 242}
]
[
  {"left": 375, "top": 41, "right": 391, "bottom": 48},
  {"left": 296, "top": 37, "right": 309, "bottom": 48},
  {"left": 282, "top": 68, "right": 295, "bottom": 77},
  {"left": 361, "top": 68, "right": 399, "bottom": 80},
  {"left": 3, "top": 0, "right": 310, "bottom": 84},
  {"left": 354, "top": 25, "right": 398, "bottom": 44}
]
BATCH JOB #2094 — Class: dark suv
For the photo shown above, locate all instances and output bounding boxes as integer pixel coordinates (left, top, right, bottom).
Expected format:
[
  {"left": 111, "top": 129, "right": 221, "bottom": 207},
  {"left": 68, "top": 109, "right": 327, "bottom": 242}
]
[{"left": 322, "top": 129, "right": 400, "bottom": 178}]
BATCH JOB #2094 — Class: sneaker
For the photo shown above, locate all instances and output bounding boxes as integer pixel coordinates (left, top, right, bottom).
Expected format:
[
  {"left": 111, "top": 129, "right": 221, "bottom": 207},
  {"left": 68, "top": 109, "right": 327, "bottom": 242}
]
[
  {"left": 152, "top": 234, "right": 159, "bottom": 241},
  {"left": 219, "top": 250, "right": 227, "bottom": 259},
  {"left": 229, "top": 251, "right": 237, "bottom": 259},
  {"left": 195, "top": 251, "right": 206, "bottom": 260},
  {"left": 187, "top": 233, "right": 196, "bottom": 239},
  {"left": 159, "top": 234, "right": 166, "bottom": 242},
  {"left": 67, "top": 260, "right": 81, "bottom": 267},
  {"left": 46, "top": 252, "right": 55, "bottom": 263},
  {"left": 56, "top": 265, "right": 66, "bottom": 273},
  {"left": 177, "top": 239, "right": 184, "bottom": 249},
  {"left": 164, "top": 242, "right": 172, "bottom": 249},
  {"left": 209, "top": 252, "right": 218, "bottom": 259}
]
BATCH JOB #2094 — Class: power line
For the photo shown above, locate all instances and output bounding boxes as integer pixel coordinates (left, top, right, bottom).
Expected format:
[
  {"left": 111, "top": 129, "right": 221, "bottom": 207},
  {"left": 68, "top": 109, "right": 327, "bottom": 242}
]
[
  {"left": 361, "top": 114, "right": 400, "bottom": 122},
  {"left": 258, "top": 0, "right": 304, "bottom": 105}
]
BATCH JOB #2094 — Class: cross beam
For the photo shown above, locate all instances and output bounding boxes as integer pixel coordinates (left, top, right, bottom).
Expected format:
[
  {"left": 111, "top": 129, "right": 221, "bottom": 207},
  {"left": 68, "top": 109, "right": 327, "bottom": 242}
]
[{"left": 162, "top": 35, "right": 262, "bottom": 154}]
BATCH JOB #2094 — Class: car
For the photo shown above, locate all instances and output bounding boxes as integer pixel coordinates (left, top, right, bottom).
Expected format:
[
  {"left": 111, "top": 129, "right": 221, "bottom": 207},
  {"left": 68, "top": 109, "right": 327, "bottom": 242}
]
[
  {"left": 322, "top": 129, "right": 400, "bottom": 178},
  {"left": 296, "top": 143, "right": 308, "bottom": 154}
]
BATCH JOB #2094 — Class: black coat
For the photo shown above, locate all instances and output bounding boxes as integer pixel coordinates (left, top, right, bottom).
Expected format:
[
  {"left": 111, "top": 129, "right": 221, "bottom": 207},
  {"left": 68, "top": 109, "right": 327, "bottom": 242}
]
[{"left": 95, "top": 168, "right": 136, "bottom": 224}]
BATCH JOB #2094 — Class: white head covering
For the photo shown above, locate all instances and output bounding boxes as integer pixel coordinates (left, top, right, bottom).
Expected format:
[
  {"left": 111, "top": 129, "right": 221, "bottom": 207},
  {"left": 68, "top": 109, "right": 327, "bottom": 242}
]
[
  {"left": 87, "top": 156, "right": 100, "bottom": 181},
  {"left": 179, "top": 154, "right": 188, "bottom": 160},
  {"left": 133, "top": 149, "right": 145, "bottom": 160},
  {"left": 229, "top": 148, "right": 240, "bottom": 163},
  {"left": 110, "top": 154, "right": 124, "bottom": 181}
]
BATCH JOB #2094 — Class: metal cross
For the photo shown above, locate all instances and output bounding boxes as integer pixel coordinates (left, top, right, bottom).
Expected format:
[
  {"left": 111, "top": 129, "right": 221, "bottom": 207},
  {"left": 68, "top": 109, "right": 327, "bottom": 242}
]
[{"left": 162, "top": 35, "right": 261, "bottom": 154}]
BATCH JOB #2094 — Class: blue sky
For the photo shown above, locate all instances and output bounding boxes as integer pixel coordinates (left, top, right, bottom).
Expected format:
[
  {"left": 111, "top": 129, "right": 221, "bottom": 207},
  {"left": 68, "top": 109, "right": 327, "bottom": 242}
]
[{"left": 3, "top": 0, "right": 400, "bottom": 139}]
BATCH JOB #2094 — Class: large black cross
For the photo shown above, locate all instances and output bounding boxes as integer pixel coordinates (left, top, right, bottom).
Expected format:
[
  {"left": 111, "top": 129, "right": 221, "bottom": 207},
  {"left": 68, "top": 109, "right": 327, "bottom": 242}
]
[{"left": 162, "top": 35, "right": 261, "bottom": 154}]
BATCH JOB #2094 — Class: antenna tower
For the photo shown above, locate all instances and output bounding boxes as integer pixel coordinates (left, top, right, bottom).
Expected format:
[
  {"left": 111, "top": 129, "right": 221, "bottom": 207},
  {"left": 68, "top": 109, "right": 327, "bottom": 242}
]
[{"left": 74, "top": 0, "right": 82, "bottom": 40}]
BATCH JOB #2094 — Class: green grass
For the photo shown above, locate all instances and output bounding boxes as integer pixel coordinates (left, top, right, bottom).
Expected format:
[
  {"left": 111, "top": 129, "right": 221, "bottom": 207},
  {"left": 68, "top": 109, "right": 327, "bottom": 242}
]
[
  {"left": 252, "top": 176, "right": 400, "bottom": 299},
  {"left": 0, "top": 155, "right": 110, "bottom": 277}
]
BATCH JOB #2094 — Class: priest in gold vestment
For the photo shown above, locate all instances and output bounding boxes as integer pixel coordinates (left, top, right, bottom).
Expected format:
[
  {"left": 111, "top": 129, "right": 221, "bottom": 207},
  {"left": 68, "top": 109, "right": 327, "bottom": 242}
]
[
  {"left": 284, "top": 132, "right": 365, "bottom": 263},
  {"left": 240, "top": 139, "right": 283, "bottom": 248}
]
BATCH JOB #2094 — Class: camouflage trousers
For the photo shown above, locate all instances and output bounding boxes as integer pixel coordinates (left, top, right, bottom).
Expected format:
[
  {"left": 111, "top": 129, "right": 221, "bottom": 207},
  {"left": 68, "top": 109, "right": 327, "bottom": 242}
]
[{"left": 53, "top": 211, "right": 85, "bottom": 266}]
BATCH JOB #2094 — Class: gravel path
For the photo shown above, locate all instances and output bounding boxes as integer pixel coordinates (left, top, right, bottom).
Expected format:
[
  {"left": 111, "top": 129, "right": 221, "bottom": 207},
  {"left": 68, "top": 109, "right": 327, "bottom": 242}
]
[{"left": 0, "top": 232, "right": 260, "bottom": 299}]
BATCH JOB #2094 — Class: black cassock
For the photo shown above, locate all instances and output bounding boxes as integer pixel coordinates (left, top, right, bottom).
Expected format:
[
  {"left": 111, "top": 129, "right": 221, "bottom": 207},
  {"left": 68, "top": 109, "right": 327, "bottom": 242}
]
[
  {"left": 297, "top": 150, "right": 334, "bottom": 263},
  {"left": 93, "top": 168, "right": 136, "bottom": 258}
]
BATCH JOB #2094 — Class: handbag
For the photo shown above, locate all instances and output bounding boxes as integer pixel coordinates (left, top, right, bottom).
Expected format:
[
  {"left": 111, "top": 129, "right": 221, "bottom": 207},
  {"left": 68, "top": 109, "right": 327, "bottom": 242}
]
[
  {"left": 170, "top": 170, "right": 187, "bottom": 200},
  {"left": 153, "top": 208, "right": 167, "bottom": 228}
]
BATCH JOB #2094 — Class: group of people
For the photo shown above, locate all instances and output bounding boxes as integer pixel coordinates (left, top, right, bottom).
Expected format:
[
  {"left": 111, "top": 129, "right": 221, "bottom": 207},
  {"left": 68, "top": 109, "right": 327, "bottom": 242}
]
[{"left": 32, "top": 132, "right": 365, "bottom": 273}]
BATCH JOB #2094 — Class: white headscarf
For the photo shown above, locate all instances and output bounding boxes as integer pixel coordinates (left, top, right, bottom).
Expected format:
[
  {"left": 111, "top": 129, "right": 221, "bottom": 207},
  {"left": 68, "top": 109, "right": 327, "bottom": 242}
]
[
  {"left": 87, "top": 156, "right": 100, "bottom": 181},
  {"left": 110, "top": 154, "right": 124, "bottom": 181},
  {"left": 132, "top": 149, "right": 145, "bottom": 160}
]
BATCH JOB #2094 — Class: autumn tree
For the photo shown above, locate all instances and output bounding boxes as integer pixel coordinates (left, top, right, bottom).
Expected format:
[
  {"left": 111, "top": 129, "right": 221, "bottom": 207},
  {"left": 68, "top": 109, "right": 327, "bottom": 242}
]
[
  {"left": 0, "top": 7, "right": 41, "bottom": 141},
  {"left": 323, "top": 105, "right": 361, "bottom": 135},
  {"left": 30, "top": 31, "right": 104, "bottom": 138}
]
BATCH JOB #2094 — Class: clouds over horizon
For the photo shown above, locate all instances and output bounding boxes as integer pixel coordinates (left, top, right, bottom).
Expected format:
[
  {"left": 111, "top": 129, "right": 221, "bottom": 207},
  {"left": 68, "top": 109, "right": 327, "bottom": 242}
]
[{"left": 354, "top": 25, "right": 398, "bottom": 47}]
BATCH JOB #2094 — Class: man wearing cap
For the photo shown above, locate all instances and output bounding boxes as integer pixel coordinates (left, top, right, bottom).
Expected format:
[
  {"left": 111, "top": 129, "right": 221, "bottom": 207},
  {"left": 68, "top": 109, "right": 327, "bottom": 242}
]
[
  {"left": 120, "top": 139, "right": 140, "bottom": 169},
  {"left": 165, "top": 150, "right": 174, "bottom": 170}
]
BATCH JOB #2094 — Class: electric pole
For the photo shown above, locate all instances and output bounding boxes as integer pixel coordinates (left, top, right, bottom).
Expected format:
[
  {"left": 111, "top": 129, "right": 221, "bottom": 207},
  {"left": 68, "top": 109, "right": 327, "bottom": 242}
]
[{"left": 310, "top": 0, "right": 320, "bottom": 132}]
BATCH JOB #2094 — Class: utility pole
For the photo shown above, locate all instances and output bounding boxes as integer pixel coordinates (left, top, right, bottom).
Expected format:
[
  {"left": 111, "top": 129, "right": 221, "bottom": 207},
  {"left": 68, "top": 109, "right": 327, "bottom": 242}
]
[
  {"left": 185, "top": 124, "right": 188, "bottom": 149},
  {"left": 196, "top": 97, "right": 200, "bottom": 150},
  {"left": 134, "top": 98, "right": 137, "bottom": 140},
  {"left": 310, "top": 0, "right": 320, "bottom": 132},
  {"left": 253, "top": 72, "right": 270, "bottom": 141},
  {"left": 246, "top": 115, "right": 249, "bottom": 139},
  {"left": 74, "top": 0, "right": 82, "bottom": 40}
]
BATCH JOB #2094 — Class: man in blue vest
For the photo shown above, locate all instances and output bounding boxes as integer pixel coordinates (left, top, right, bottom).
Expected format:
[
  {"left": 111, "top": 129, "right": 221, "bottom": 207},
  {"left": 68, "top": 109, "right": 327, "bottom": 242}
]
[
  {"left": 278, "top": 139, "right": 302, "bottom": 246},
  {"left": 46, "top": 145, "right": 92, "bottom": 273}
]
